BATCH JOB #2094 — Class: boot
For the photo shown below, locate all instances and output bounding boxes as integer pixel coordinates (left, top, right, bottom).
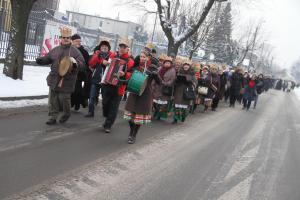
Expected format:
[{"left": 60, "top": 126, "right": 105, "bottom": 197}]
[
  {"left": 59, "top": 115, "right": 70, "bottom": 123},
  {"left": 74, "top": 104, "right": 80, "bottom": 111},
  {"left": 203, "top": 105, "right": 208, "bottom": 113},
  {"left": 46, "top": 118, "right": 56, "bottom": 125},
  {"left": 128, "top": 124, "right": 140, "bottom": 144},
  {"left": 128, "top": 121, "right": 135, "bottom": 144},
  {"left": 133, "top": 124, "right": 140, "bottom": 138},
  {"left": 85, "top": 112, "right": 94, "bottom": 118}
]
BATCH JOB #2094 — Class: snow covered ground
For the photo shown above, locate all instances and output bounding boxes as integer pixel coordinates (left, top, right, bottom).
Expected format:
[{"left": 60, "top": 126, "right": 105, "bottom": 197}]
[
  {"left": 0, "top": 64, "right": 49, "bottom": 109},
  {"left": 295, "top": 88, "right": 300, "bottom": 101},
  {"left": 0, "top": 64, "right": 50, "bottom": 97}
]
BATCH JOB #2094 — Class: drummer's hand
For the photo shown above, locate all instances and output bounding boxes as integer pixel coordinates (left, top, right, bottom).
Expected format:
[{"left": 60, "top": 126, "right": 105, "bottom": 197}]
[
  {"left": 118, "top": 71, "right": 125, "bottom": 77},
  {"left": 70, "top": 57, "right": 77, "bottom": 64},
  {"left": 102, "top": 60, "right": 109, "bottom": 66}
]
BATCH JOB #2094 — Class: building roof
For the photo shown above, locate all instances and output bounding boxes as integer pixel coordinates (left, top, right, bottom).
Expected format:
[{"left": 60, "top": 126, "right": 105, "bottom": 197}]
[{"left": 66, "top": 10, "right": 140, "bottom": 26}]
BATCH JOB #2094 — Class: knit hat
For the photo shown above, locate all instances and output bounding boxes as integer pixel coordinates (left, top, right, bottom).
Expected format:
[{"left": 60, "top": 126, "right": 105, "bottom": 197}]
[{"left": 71, "top": 34, "right": 81, "bottom": 41}]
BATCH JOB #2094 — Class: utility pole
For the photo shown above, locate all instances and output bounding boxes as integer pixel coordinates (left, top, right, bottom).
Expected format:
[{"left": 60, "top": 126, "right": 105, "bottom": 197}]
[
  {"left": 151, "top": 12, "right": 158, "bottom": 43},
  {"left": 248, "top": 24, "right": 260, "bottom": 70}
]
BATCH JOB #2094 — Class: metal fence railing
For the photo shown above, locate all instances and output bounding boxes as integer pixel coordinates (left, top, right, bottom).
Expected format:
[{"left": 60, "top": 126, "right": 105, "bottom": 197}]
[{"left": 0, "top": 7, "right": 168, "bottom": 62}]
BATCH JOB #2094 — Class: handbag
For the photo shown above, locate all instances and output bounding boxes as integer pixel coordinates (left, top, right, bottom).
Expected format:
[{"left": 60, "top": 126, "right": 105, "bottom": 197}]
[
  {"left": 198, "top": 86, "right": 208, "bottom": 95},
  {"left": 183, "top": 86, "right": 196, "bottom": 100},
  {"left": 162, "top": 85, "right": 173, "bottom": 96}
]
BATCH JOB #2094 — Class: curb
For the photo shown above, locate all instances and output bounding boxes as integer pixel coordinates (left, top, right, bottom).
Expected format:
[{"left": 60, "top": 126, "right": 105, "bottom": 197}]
[{"left": 0, "top": 95, "right": 48, "bottom": 101}]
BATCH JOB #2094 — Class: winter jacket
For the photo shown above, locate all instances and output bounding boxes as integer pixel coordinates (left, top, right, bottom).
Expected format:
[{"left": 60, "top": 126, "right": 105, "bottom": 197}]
[
  {"left": 230, "top": 72, "right": 243, "bottom": 96},
  {"left": 173, "top": 69, "right": 197, "bottom": 106},
  {"left": 152, "top": 67, "right": 176, "bottom": 101},
  {"left": 89, "top": 50, "right": 114, "bottom": 84},
  {"left": 36, "top": 44, "right": 85, "bottom": 93},
  {"left": 256, "top": 78, "right": 264, "bottom": 94},
  {"left": 90, "top": 51, "right": 134, "bottom": 96},
  {"left": 243, "top": 80, "right": 257, "bottom": 101},
  {"left": 77, "top": 45, "right": 90, "bottom": 82}
]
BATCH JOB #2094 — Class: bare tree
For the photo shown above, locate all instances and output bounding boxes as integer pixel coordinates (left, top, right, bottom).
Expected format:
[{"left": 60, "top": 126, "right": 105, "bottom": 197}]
[
  {"left": 187, "top": 17, "right": 214, "bottom": 60},
  {"left": 155, "top": 0, "right": 218, "bottom": 56},
  {"left": 234, "top": 21, "right": 263, "bottom": 66},
  {"left": 118, "top": 0, "right": 223, "bottom": 56},
  {"left": 3, "top": 0, "right": 38, "bottom": 80}
]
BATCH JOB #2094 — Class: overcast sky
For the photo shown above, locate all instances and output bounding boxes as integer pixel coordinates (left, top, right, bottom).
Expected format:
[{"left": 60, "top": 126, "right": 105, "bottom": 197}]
[{"left": 59, "top": 0, "right": 300, "bottom": 68}]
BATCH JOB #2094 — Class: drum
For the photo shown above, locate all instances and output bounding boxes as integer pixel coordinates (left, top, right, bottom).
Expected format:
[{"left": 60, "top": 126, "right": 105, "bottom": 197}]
[
  {"left": 58, "top": 56, "right": 72, "bottom": 88},
  {"left": 127, "top": 70, "right": 148, "bottom": 96},
  {"left": 58, "top": 56, "right": 72, "bottom": 77}
]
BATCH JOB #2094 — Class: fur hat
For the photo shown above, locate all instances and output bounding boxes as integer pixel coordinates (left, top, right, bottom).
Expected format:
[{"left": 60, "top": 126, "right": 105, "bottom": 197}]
[
  {"left": 182, "top": 59, "right": 192, "bottom": 66},
  {"left": 60, "top": 27, "right": 72, "bottom": 37},
  {"left": 99, "top": 40, "right": 111, "bottom": 51},
  {"left": 119, "top": 38, "right": 130, "bottom": 47},
  {"left": 202, "top": 65, "right": 209, "bottom": 71},
  {"left": 163, "top": 56, "right": 173, "bottom": 64},
  {"left": 159, "top": 54, "right": 167, "bottom": 61},
  {"left": 210, "top": 63, "right": 218, "bottom": 70}
]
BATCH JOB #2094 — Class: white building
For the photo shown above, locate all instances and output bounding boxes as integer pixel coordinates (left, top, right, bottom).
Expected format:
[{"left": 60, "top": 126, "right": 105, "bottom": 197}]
[{"left": 66, "top": 11, "right": 143, "bottom": 39}]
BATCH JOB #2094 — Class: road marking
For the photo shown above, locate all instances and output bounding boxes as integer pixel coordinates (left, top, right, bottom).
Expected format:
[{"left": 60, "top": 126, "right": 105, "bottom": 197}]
[
  {"left": 224, "top": 145, "right": 259, "bottom": 181},
  {"left": 43, "top": 132, "right": 75, "bottom": 142},
  {"left": 218, "top": 174, "right": 254, "bottom": 200},
  {"left": 0, "top": 142, "right": 31, "bottom": 153}
]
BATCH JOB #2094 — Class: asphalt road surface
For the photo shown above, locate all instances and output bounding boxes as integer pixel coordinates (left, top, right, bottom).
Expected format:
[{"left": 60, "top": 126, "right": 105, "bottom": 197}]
[{"left": 0, "top": 89, "right": 299, "bottom": 200}]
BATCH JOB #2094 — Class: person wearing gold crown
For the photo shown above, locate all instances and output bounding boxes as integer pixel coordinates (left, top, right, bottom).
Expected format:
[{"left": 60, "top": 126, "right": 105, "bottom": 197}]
[
  {"left": 36, "top": 27, "right": 85, "bottom": 125},
  {"left": 100, "top": 38, "right": 134, "bottom": 133},
  {"left": 172, "top": 60, "right": 197, "bottom": 124}
]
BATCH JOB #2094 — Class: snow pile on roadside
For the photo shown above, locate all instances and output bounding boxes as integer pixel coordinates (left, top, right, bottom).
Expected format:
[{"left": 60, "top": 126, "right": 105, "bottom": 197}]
[
  {"left": 295, "top": 88, "right": 300, "bottom": 101},
  {"left": 0, "top": 64, "right": 50, "bottom": 97},
  {"left": 0, "top": 98, "right": 48, "bottom": 109}
]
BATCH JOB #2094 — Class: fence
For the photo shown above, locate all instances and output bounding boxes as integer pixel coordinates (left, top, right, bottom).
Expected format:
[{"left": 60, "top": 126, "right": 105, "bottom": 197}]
[
  {"left": 0, "top": 6, "right": 168, "bottom": 62},
  {"left": 0, "top": 7, "right": 49, "bottom": 62}
]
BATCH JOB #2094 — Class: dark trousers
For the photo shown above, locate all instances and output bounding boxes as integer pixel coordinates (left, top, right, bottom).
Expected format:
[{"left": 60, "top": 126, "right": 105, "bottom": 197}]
[
  {"left": 71, "top": 80, "right": 84, "bottom": 108},
  {"left": 48, "top": 89, "right": 71, "bottom": 120},
  {"left": 243, "top": 98, "right": 252, "bottom": 110},
  {"left": 88, "top": 83, "right": 101, "bottom": 114},
  {"left": 253, "top": 95, "right": 259, "bottom": 108},
  {"left": 101, "top": 85, "right": 122, "bottom": 129},
  {"left": 224, "top": 89, "right": 230, "bottom": 102},
  {"left": 212, "top": 96, "right": 220, "bottom": 109},
  {"left": 230, "top": 94, "right": 238, "bottom": 106}
]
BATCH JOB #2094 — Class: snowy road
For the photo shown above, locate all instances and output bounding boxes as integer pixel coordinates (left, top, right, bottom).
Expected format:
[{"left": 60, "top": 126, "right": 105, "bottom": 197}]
[{"left": 1, "top": 90, "right": 300, "bottom": 200}]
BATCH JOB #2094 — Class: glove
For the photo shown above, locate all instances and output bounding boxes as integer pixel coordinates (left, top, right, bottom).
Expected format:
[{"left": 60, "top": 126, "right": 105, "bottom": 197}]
[{"left": 70, "top": 57, "right": 77, "bottom": 64}]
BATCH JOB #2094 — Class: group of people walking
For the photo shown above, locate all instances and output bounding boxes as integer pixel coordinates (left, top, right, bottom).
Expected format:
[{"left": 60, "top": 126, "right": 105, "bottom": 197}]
[{"left": 36, "top": 26, "right": 290, "bottom": 145}]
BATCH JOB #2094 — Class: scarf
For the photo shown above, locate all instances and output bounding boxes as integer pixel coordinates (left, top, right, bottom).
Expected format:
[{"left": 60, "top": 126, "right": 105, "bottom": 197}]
[
  {"left": 249, "top": 80, "right": 255, "bottom": 88},
  {"left": 159, "top": 66, "right": 172, "bottom": 78}
]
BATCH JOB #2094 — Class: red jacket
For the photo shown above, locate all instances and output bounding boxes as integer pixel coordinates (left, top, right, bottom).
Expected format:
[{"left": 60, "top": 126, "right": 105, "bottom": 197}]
[
  {"left": 89, "top": 50, "right": 114, "bottom": 68},
  {"left": 114, "top": 52, "right": 134, "bottom": 96}
]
